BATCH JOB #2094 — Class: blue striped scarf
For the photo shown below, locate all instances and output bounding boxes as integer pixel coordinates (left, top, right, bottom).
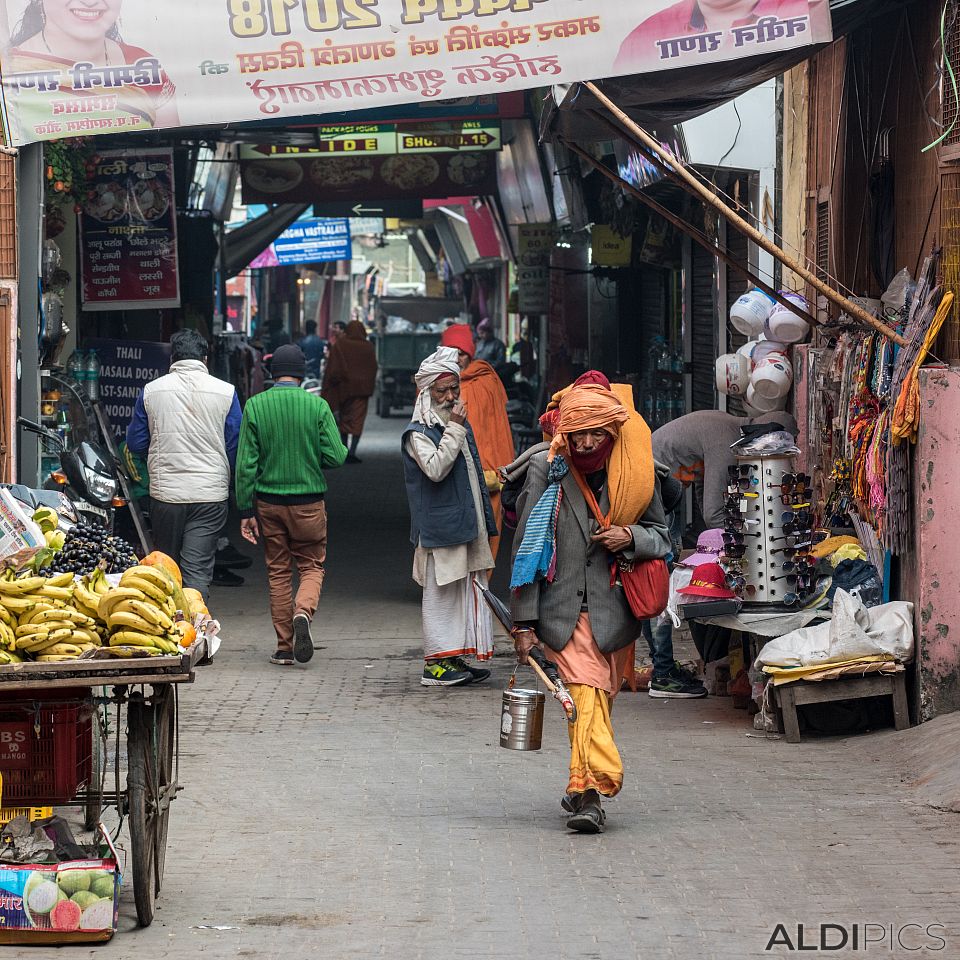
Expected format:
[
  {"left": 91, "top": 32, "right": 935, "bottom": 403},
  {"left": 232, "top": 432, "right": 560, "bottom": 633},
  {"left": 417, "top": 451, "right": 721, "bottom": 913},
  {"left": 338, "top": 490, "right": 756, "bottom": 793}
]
[{"left": 510, "top": 456, "right": 569, "bottom": 589}]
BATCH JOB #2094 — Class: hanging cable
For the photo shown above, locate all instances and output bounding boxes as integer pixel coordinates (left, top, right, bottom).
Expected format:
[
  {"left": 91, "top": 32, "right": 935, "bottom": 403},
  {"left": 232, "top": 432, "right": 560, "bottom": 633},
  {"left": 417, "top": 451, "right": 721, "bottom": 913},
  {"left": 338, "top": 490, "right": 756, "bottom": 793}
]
[{"left": 922, "top": 0, "right": 959, "bottom": 152}]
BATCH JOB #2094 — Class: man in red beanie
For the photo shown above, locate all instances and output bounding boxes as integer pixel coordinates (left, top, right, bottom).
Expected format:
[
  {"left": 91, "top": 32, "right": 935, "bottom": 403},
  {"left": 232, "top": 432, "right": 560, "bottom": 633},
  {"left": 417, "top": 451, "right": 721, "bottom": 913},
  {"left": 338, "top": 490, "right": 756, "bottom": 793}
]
[{"left": 440, "top": 324, "right": 515, "bottom": 558}]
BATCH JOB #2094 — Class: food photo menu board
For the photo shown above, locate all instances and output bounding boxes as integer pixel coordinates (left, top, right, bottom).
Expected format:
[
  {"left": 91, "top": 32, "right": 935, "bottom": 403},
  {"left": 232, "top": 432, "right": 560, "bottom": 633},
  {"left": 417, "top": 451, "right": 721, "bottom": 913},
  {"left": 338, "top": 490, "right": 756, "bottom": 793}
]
[{"left": 79, "top": 149, "right": 181, "bottom": 312}]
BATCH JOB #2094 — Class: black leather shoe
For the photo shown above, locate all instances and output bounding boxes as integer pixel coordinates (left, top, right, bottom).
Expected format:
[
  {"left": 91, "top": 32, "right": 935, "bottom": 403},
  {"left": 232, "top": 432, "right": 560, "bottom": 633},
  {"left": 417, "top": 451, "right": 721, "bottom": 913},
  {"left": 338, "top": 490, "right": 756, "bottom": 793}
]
[
  {"left": 566, "top": 790, "right": 605, "bottom": 833},
  {"left": 212, "top": 568, "right": 244, "bottom": 587},
  {"left": 216, "top": 544, "right": 253, "bottom": 570}
]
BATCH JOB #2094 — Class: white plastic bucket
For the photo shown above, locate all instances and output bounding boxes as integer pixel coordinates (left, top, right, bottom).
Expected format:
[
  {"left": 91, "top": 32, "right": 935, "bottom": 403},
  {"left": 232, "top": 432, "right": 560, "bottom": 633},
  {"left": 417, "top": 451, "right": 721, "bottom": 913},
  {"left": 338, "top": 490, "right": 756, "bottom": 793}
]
[
  {"left": 751, "top": 353, "right": 793, "bottom": 399},
  {"left": 752, "top": 339, "right": 788, "bottom": 364},
  {"left": 715, "top": 353, "right": 749, "bottom": 396},
  {"left": 745, "top": 382, "right": 787, "bottom": 412},
  {"left": 730, "top": 289, "right": 775, "bottom": 337},
  {"left": 764, "top": 292, "right": 810, "bottom": 344}
]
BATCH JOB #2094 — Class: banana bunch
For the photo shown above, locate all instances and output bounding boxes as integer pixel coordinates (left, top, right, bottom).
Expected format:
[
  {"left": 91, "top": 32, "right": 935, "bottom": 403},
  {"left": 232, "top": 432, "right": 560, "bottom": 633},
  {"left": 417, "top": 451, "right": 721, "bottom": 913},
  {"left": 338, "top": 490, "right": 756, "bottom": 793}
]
[
  {"left": 99, "top": 566, "right": 182, "bottom": 657},
  {"left": 0, "top": 569, "right": 107, "bottom": 663},
  {"left": 74, "top": 567, "right": 111, "bottom": 622}
]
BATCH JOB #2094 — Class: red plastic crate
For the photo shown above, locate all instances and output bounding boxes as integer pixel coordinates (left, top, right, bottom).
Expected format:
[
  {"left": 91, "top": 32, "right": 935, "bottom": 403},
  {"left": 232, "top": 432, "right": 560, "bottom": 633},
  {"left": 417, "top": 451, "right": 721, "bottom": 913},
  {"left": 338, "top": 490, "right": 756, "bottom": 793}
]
[{"left": 0, "top": 691, "right": 92, "bottom": 806}]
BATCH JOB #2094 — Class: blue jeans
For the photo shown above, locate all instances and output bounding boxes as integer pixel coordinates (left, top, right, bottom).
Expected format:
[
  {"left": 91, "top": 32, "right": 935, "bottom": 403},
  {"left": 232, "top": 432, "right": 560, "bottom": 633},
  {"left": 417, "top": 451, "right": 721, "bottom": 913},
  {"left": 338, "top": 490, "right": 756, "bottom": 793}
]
[
  {"left": 642, "top": 617, "right": 675, "bottom": 678},
  {"left": 641, "top": 508, "right": 684, "bottom": 678}
]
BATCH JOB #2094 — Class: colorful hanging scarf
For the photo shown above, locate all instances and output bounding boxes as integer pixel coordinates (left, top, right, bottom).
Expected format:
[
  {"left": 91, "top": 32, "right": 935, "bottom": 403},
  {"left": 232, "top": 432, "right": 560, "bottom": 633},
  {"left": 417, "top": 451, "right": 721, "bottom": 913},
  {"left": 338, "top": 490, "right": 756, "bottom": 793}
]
[{"left": 510, "top": 456, "right": 569, "bottom": 589}]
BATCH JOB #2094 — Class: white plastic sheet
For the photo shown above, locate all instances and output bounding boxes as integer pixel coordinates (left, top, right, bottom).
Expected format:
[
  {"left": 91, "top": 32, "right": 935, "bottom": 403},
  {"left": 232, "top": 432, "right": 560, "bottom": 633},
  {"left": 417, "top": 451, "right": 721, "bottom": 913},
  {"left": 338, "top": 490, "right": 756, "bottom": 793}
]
[{"left": 755, "top": 589, "right": 914, "bottom": 668}]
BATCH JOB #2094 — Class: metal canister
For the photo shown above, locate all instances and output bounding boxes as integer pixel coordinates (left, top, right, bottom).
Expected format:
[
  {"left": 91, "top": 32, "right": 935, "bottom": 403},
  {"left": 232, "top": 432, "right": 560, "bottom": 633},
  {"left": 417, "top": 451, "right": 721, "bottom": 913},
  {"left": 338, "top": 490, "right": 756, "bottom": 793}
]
[{"left": 500, "top": 688, "right": 545, "bottom": 751}]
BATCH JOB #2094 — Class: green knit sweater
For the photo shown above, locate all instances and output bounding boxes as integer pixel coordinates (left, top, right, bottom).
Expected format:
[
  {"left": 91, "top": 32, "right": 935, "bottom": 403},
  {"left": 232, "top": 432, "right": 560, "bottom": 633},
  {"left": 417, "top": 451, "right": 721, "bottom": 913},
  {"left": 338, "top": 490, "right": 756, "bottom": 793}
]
[{"left": 234, "top": 384, "right": 347, "bottom": 515}]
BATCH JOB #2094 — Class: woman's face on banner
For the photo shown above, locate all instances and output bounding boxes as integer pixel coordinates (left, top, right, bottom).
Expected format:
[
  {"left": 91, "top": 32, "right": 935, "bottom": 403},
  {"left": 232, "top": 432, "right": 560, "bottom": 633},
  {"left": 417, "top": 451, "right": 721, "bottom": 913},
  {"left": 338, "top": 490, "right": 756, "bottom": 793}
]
[{"left": 41, "top": 0, "right": 122, "bottom": 42}]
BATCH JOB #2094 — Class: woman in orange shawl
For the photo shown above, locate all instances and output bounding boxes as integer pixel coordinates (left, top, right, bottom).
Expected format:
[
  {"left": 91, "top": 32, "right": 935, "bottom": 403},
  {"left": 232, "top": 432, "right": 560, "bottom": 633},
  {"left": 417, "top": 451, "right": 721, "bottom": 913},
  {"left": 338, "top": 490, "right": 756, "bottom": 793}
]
[
  {"left": 441, "top": 324, "right": 515, "bottom": 559},
  {"left": 322, "top": 320, "right": 378, "bottom": 463}
]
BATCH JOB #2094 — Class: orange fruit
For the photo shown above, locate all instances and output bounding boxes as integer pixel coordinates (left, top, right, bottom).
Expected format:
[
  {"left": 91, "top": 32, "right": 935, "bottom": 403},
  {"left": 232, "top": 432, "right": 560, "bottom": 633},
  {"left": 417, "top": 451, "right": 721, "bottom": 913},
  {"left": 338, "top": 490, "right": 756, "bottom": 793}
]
[{"left": 173, "top": 621, "right": 197, "bottom": 648}]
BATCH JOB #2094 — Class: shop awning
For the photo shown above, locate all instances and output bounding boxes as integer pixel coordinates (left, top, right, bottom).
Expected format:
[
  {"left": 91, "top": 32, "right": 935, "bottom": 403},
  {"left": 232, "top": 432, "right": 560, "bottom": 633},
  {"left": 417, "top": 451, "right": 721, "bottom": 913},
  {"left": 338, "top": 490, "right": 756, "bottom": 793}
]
[
  {"left": 222, "top": 203, "right": 309, "bottom": 278},
  {"left": 540, "top": 0, "right": 908, "bottom": 141}
]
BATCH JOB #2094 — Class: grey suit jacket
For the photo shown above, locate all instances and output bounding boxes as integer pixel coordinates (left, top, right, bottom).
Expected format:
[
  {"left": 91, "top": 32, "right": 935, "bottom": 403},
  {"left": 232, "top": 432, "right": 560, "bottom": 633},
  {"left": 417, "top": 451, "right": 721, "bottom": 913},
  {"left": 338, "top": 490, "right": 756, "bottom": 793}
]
[{"left": 510, "top": 451, "right": 671, "bottom": 655}]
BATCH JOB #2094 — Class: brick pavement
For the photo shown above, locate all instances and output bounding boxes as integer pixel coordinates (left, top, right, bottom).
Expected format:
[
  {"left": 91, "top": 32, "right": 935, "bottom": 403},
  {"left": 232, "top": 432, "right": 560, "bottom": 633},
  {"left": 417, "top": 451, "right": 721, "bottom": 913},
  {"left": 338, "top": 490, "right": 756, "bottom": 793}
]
[{"left": 13, "top": 413, "right": 960, "bottom": 959}]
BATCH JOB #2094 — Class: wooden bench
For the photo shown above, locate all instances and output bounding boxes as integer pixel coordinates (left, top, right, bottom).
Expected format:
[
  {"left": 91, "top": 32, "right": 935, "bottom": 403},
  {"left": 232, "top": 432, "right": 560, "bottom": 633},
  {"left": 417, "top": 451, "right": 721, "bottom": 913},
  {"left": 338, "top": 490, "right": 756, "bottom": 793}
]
[{"left": 772, "top": 672, "right": 909, "bottom": 743}]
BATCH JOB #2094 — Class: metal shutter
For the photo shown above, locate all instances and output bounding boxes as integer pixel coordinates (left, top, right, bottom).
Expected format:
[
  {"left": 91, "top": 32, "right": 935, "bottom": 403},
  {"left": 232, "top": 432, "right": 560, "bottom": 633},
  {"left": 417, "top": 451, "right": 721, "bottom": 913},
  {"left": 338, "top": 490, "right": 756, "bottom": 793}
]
[{"left": 690, "top": 242, "right": 716, "bottom": 411}]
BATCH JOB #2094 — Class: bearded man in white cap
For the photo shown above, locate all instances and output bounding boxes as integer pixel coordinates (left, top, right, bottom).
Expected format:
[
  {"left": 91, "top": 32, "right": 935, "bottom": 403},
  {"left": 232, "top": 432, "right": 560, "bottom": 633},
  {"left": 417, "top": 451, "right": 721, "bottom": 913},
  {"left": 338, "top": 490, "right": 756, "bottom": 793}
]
[{"left": 402, "top": 347, "right": 498, "bottom": 687}]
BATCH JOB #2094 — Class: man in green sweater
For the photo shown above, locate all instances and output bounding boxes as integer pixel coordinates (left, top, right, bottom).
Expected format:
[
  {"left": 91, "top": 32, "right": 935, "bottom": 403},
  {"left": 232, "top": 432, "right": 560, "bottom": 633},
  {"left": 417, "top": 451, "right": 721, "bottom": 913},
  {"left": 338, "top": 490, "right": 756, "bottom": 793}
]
[{"left": 235, "top": 344, "right": 347, "bottom": 665}]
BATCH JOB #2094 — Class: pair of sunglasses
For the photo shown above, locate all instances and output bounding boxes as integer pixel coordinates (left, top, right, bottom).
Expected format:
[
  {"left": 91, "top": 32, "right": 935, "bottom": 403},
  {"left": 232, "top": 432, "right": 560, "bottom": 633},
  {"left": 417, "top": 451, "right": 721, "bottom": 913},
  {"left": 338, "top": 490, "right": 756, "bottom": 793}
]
[
  {"left": 770, "top": 544, "right": 812, "bottom": 557},
  {"left": 722, "top": 531, "right": 761, "bottom": 545},
  {"left": 779, "top": 494, "right": 811, "bottom": 507},
  {"left": 771, "top": 572, "right": 814, "bottom": 586},
  {"left": 728, "top": 477, "right": 760, "bottom": 490},
  {"left": 727, "top": 577, "right": 758, "bottom": 597},
  {"left": 780, "top": 472, "right": 810, "bottom": 487},
  {"left": 776, "top": 557, "right": 816, "bottom": 573},
  {"left": 724, "top": 517, "right": 759, "bottom": 531},
  {"left": 728, "top": 464, "right": 757, "bottom": 477},
  {"left": 770, "top": 531, "right": 827, "bottom": 545}
]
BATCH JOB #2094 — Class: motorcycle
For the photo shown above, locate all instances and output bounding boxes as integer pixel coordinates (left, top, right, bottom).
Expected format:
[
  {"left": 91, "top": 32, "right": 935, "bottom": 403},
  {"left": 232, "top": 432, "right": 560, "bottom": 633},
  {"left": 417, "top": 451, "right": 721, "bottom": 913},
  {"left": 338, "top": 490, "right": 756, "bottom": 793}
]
[{"left": 16, "top": 416, "right": 123, "bottom": 530}]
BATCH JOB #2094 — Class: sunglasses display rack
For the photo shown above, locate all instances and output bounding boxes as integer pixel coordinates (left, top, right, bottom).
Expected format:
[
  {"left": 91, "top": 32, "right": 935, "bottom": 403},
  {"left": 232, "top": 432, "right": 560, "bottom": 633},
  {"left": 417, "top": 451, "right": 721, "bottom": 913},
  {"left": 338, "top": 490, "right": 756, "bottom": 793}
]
[{"left": 723, "top": 454, "right": 816, "bottom": 606}]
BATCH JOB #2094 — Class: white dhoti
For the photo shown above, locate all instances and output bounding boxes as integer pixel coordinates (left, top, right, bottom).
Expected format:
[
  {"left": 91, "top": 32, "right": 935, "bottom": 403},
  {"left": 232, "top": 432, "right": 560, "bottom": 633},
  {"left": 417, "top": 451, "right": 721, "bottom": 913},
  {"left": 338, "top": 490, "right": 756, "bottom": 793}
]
[{"left": 421, "top": 556, "right": 493, "bottom": 661}]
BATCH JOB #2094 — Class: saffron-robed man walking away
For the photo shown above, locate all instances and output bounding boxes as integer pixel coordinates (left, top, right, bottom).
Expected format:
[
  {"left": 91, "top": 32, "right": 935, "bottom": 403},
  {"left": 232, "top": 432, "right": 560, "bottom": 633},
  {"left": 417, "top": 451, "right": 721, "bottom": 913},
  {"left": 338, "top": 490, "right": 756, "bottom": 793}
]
[
  {"left": 126, "top": 329, "right": 241, "bottom": 601},
  {"left": 322, "top": 319, "right": 378, "bottom": 464},
  {"left": 440, "top": 323, "right": 515, "bottom": 559},
  {"left": 235, "top": 345, "right": 347, "bottom": 666},
  {"left": 511, "top": 374, "right": 670, "bottom": 833},
  {"left": 402, "top": 347, "right": 497, "bottom": 688}
]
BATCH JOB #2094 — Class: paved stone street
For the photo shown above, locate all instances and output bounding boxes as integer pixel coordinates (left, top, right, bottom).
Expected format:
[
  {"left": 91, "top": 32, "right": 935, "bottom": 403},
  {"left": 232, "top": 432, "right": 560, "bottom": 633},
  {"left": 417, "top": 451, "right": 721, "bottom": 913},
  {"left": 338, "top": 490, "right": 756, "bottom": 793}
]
[{"left": 18, "top": 414, "right": 960, "bottom": 959}]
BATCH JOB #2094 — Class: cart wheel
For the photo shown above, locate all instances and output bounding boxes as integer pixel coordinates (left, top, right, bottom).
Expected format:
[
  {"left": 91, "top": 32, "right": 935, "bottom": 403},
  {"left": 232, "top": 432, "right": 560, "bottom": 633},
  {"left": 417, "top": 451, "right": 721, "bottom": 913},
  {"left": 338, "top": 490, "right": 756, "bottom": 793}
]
[
  {"left": 127, "top": 688, "right": 175, "bottom": 927},
  {"left": 83, "top": 709, "right": 105, "bottom": 832}
]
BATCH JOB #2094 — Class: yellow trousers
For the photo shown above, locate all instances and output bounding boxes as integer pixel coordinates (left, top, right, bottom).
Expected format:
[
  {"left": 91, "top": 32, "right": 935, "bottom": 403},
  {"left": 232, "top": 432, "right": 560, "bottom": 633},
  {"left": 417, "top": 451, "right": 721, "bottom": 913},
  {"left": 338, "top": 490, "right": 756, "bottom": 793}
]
[{"left": 565, "top": 683, "right": 623, "bottom": 798}]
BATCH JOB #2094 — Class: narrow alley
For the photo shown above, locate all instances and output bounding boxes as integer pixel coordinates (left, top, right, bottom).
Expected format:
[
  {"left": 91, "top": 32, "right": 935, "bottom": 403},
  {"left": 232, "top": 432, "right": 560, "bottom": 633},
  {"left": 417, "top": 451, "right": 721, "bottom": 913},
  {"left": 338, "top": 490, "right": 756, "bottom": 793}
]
[{"left": 22, "top": 413, "right": 956, "bottom": 960}]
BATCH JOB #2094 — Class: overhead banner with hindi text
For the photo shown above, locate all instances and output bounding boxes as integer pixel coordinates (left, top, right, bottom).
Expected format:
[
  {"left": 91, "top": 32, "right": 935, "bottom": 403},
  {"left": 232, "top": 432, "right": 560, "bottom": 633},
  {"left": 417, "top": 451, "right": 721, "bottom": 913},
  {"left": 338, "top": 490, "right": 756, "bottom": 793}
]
[{"left": 0, "top": 0, "right": 831, "bottom": 146}]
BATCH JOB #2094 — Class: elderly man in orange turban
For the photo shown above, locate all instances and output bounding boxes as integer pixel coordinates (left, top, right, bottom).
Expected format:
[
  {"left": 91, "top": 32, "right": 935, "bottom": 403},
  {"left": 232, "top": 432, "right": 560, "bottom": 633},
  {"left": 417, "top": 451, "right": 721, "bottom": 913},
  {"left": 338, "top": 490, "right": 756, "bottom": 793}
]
[
  {"left": 510, "top": 374, "right": 670, "bottom": 833},
  {"left": 440, "top": 324, "right": 515, "bottom": 558}
]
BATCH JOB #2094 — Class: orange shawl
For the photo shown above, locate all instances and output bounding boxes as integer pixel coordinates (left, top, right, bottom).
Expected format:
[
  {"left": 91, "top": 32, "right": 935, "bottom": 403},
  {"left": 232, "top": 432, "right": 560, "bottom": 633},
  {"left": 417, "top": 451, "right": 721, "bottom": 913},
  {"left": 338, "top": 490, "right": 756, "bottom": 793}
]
[{"left": 461, "top": 359, "right": 515, "bottom": 557}]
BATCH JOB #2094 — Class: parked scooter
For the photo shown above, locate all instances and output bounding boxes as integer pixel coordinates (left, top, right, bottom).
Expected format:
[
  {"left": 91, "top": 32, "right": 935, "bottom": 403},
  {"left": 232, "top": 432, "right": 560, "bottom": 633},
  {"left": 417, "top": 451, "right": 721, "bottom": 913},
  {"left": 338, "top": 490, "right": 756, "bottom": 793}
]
[{"left": 16, "top": 417, "right": 123, "bottom": 530}]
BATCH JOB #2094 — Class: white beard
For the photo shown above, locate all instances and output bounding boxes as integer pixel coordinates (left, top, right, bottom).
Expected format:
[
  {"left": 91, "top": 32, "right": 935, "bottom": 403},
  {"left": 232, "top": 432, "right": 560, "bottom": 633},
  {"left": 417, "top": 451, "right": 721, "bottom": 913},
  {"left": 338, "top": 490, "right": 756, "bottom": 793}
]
[{"left": 431, "top": 401, "right": 453, "bottom": 425}]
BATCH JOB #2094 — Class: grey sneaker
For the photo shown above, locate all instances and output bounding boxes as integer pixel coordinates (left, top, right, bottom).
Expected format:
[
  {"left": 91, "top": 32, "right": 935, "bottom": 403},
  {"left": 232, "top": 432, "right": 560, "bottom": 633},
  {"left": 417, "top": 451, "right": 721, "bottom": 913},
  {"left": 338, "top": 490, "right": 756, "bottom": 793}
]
[
  {"left": 421, "top": 659, "right": 473, "bottom": 686},
  {"left": 292, "top": 613, "right": 314, "bottom": 664},
  {"left": 270, "top": 650, "right": 294, "bottom": 665}
]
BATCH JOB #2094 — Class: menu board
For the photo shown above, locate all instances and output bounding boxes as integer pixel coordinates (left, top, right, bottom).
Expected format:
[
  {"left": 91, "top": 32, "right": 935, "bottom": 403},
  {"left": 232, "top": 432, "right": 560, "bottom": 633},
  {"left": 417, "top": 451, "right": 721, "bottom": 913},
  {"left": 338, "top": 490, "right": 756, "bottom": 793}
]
[
  {"left": 240, "top": 150, "right": 496, "bottom": 203},
  {"left": 85, "top": 339, "right": 172, "bottom": 434},
  {"left": 79, "top": 149, "right": 180, "bottom": 312}
]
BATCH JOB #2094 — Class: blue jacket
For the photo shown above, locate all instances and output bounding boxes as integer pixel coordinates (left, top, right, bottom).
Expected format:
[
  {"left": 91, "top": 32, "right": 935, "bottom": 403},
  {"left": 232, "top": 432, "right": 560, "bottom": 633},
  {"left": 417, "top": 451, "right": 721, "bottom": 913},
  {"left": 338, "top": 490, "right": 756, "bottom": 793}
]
[{"left": 402, "top": 421, "right": 497, "bottom": 549}]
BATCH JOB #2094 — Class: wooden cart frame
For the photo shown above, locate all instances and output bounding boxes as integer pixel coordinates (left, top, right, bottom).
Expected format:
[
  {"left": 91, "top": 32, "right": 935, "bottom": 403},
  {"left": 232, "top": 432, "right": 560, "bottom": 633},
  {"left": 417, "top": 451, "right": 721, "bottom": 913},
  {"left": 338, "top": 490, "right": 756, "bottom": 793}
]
[{"left": 0, "top": 646, "right": 203, "bottom": 927}]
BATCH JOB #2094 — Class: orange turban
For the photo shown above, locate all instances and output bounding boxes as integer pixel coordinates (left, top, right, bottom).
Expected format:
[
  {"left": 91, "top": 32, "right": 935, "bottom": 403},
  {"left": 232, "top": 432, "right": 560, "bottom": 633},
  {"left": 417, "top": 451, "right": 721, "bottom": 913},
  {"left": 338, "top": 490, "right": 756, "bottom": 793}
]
[
  {"left": 547, "top": 381, "right": 655, "bottom": 528},
  {"left": 548, "top": 384, "right": 629, "bottom": 462}
]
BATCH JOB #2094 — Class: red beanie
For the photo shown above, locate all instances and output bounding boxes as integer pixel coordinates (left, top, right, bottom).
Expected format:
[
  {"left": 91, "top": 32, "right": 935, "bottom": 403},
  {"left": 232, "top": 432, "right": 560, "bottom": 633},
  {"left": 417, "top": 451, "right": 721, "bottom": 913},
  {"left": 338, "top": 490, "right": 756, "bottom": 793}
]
[{"left": 440, "top": 324, "right": 475, "bottom": 358}]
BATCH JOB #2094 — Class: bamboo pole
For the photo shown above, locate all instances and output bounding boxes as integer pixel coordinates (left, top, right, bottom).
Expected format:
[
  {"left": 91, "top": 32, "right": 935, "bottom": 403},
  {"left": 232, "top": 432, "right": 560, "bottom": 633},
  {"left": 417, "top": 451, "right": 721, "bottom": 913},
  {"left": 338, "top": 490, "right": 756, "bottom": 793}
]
[
  {"left": 581, "top": 80, "right": 909, "bottom": 347},
  {"left": 563, "top": 139, "right": 819, "bottom": 329}
]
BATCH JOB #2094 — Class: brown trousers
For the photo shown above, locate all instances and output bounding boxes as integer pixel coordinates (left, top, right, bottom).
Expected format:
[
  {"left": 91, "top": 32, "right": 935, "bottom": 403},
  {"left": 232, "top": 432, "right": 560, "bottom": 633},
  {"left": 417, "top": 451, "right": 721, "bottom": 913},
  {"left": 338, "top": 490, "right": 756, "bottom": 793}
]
[{"left": 256, "top": 499, "right": 328, "bottom": 651}]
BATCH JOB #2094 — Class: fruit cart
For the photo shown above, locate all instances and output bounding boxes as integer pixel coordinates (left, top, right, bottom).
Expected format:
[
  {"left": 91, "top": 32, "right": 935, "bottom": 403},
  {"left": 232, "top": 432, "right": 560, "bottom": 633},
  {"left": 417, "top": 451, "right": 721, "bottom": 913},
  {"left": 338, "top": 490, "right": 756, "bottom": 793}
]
[{"left": 0, "top": 643, "right": 205, "bottom": 928}]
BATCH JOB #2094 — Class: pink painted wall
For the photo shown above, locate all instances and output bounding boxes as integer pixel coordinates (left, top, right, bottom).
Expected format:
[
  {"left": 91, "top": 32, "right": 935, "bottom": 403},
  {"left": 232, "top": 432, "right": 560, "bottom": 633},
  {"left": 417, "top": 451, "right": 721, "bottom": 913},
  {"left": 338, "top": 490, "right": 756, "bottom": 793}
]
[{"left": 913, "top": 368, "right": 960, "bottom": 720}]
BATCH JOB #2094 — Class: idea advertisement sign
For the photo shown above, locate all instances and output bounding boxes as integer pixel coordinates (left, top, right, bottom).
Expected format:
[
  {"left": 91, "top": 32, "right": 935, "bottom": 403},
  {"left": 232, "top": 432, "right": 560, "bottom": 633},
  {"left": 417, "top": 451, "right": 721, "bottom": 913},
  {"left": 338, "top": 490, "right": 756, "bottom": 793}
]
[{"left": 0, "top": 1, "right": 831, "bottom": 146}]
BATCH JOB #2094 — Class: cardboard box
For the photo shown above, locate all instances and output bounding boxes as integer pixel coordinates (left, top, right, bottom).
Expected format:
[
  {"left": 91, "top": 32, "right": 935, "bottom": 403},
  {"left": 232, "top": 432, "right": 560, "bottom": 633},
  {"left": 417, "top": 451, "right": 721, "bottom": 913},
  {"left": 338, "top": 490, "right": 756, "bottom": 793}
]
[{"left": 0, "top": 829, "right": 121, "bottom": 944}]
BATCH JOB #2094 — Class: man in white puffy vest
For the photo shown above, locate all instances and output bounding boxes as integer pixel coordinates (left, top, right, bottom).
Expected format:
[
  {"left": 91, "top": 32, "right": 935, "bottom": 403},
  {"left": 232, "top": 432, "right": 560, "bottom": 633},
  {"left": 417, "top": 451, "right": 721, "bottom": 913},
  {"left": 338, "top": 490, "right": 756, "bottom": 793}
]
[{"left": 126, "top": 329, "right": 242, "bottom": 599}]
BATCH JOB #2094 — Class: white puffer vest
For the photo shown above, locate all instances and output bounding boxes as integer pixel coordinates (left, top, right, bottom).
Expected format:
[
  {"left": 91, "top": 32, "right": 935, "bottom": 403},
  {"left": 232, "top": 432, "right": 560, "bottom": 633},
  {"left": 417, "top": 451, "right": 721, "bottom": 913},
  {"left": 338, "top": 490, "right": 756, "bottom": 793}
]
[{"left": 143, "top": 360, "right": 235, "bottom": 504}]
